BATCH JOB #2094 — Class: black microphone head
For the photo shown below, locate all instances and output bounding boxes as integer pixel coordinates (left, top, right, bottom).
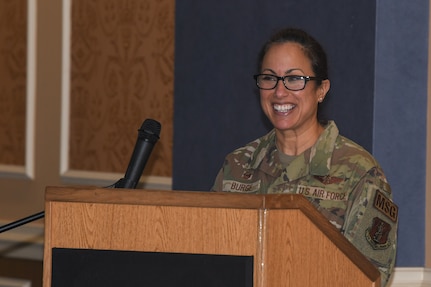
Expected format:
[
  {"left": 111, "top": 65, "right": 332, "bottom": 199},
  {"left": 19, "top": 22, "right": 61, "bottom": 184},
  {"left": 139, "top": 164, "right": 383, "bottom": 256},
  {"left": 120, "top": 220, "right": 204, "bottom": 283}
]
[
  {"left": 113, "top": 118, "right": 162, "bottom": 189},
  {"left": 139, "top": 119, "right": 161, "bottom": 143}
]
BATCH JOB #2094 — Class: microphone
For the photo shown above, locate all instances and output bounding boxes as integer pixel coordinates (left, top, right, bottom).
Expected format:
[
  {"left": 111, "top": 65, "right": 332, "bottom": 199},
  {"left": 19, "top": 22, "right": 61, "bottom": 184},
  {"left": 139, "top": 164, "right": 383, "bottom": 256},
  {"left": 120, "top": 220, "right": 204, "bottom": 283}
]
[
  {"left": 114, "top": 119, "right": 161, "bottom": 189},
  {"left": 0, "top": 119, "right": 161, "bottom": 234}
]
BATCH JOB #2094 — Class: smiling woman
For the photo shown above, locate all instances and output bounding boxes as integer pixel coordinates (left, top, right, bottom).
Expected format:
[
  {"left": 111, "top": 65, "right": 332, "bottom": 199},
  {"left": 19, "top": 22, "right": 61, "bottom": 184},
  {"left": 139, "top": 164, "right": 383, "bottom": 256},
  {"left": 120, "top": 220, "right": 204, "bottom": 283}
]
[
  {"left": 211, "top": 27, "right": 398, "bottom": 287},
  {"left": 257, "top": 41, "right": 330, "bottom": 155}
]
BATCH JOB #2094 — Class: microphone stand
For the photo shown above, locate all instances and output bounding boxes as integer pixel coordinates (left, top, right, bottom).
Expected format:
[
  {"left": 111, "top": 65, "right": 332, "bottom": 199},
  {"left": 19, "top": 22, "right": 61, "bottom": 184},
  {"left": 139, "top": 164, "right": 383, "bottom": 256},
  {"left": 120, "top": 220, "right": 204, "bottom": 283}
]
[
  {"left": 0, "top": 180, "right": 122, "bottom": 234},
  {"left": 0, "top": 211, "right": 45, "bottom": 233}
]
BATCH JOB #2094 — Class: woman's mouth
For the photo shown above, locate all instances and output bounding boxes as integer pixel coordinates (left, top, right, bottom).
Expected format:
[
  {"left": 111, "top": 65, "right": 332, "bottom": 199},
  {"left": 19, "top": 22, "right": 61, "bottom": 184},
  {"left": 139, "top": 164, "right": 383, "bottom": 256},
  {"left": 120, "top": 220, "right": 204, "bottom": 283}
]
[{"left": 273, "top": 103, "right": 295, "bottom": 113}]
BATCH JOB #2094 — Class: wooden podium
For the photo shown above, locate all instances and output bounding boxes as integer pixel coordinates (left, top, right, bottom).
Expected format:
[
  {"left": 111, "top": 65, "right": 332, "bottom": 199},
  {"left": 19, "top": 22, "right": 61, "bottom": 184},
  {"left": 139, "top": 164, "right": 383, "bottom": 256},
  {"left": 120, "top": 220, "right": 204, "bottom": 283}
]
[{"left": 43, "top": 186, "right": 380, "bottom": 286}]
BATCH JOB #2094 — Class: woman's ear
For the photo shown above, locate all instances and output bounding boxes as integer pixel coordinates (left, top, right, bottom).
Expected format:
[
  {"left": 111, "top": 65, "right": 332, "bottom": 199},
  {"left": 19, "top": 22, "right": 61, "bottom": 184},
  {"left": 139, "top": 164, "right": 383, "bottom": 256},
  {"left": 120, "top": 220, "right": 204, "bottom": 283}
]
[{"left": 318, "top": 79, "right": 330, "bottom": 102}]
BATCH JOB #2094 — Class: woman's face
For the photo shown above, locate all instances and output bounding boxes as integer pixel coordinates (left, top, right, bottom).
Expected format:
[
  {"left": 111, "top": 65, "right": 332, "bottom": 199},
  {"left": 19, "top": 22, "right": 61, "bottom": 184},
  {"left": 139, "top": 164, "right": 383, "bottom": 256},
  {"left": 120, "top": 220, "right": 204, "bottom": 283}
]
[{"left": 259, "top": 42, "right": 329, "bottom": 135}]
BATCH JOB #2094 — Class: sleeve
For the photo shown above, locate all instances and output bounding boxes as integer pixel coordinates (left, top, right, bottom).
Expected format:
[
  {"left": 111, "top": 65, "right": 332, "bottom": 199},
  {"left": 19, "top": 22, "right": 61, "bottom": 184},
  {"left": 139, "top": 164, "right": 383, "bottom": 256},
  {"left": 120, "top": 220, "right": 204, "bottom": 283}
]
[{"left": 342, "top": 167, "right": 398, "bottom": 287}]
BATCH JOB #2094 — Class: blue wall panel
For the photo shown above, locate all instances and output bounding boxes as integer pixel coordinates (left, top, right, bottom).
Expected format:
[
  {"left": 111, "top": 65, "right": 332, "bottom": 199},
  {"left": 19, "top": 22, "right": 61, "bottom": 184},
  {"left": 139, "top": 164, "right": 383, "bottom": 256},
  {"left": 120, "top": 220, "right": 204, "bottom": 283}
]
[
  {"left": 174, "top": 0, "right": 376, "bottom": 190},
  {"left": 374, "top": 0, "right": 429, "bottom": 267}
]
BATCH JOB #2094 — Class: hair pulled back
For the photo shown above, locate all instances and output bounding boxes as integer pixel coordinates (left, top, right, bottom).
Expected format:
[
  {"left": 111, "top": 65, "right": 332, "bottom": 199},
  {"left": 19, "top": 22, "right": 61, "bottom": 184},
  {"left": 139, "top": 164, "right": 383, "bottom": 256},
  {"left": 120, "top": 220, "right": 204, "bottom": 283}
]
[{"left": 258, "top": 28, "right": 329, "bottom": 84}]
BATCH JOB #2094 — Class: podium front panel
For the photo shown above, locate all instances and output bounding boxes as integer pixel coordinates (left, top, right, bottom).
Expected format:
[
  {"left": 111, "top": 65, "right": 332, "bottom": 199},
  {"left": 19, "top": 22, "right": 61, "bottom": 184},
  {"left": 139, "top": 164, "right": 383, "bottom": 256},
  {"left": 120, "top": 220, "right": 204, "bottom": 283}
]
[
  {"left": 44, "top": 192, "right": 264, "bottom": 286},
  {"left": 51, "top": 248, "right": 253, "bottom": 287}
]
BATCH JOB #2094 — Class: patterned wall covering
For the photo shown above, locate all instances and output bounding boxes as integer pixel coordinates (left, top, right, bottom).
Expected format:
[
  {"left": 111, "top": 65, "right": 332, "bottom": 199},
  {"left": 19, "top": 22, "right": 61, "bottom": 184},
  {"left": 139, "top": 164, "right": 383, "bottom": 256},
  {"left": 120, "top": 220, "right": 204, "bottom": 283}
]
[
  {"left": 0, "top": 0, "right": 27, "bottom": 166},
  {"left": 69, "top": 0, "right": 174, "bottom": 177}
]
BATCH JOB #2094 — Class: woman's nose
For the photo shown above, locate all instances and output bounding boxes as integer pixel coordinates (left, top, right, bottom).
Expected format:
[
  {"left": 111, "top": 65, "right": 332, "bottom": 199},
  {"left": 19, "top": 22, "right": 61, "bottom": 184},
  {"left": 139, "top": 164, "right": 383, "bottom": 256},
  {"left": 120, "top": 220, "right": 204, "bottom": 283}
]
[{"left": 274, "top": 79, "right": 289, "bottom": 97}]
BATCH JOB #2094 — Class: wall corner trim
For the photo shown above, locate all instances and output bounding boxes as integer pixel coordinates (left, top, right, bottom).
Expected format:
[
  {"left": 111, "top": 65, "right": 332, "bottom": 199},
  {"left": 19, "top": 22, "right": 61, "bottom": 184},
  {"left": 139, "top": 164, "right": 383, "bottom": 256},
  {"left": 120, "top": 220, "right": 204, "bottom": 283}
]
[{"left": 390, "top": 267, "right": 431, "bottom": 287}]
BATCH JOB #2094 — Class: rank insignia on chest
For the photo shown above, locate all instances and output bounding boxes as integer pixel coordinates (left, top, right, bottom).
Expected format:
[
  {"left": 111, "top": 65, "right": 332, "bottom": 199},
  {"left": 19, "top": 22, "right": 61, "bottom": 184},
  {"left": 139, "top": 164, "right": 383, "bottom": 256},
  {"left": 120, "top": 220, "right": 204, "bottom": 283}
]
[
  {"left": 365, "top": 217, "right": 392, "bottom": 250},
  {"left": 314, "top": 175, "right": 343, "bottom": 185},
  {"left": 242, "top": 171, "right": 253, "bottom": 180}
]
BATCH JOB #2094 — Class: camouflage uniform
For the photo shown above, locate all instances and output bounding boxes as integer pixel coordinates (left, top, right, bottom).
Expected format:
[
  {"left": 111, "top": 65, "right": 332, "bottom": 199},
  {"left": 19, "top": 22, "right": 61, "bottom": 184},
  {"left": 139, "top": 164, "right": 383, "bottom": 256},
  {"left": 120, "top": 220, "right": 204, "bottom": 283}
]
[{"left": 212, "top": 121, "right": 398, "bottom": 286}]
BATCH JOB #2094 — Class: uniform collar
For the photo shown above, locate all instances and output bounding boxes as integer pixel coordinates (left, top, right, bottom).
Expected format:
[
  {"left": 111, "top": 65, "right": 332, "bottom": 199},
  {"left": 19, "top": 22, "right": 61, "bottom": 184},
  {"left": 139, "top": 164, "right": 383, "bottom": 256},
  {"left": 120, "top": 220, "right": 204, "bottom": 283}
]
[{"left": 256, "top": 121, "right": 339, "bottom": 180}]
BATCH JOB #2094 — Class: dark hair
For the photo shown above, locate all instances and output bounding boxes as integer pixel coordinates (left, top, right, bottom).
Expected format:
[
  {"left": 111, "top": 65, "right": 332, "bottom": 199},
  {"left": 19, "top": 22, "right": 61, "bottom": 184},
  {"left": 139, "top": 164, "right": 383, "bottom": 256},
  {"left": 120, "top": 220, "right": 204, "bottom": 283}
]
[{"left": 257, "top": 28, "right": 329, "bottom": 84}]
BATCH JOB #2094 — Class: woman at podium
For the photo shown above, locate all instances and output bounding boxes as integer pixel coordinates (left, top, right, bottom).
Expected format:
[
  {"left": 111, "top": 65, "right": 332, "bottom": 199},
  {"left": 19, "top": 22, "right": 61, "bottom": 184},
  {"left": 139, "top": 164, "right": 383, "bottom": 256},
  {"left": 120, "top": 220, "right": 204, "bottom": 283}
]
[{"left": 211, "top": 27, "right": 397, "bottom": 287}]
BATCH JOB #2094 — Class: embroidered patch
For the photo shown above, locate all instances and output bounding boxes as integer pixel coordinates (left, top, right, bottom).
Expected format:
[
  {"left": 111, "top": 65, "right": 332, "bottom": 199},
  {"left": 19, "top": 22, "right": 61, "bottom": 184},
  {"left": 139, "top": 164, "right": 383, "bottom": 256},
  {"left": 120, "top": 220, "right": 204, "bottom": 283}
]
[
  {"left": 373, "top": 190, "right": 398, "bottom": 222},
  {"left": 297, "top": 185, "right": 346, "bottom": 201},
  {"left": 222, "top": 180, "right": 261, "bottom": 193},
  {"left": 365, "top": 217, "right": 392, "bottom": 250},
  {"left": 242, "top": 171, "right": 253, "bottom": 180},
  {"left": 314, "top": 175, "right": 343, "bottom": 185}
]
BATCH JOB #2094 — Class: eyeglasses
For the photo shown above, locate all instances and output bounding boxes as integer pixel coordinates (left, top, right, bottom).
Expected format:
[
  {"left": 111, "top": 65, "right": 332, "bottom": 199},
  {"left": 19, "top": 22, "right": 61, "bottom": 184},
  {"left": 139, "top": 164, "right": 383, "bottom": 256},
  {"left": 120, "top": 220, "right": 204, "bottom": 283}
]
[{"left": 253, "top": 74, "right": 322, "bottom": 91}]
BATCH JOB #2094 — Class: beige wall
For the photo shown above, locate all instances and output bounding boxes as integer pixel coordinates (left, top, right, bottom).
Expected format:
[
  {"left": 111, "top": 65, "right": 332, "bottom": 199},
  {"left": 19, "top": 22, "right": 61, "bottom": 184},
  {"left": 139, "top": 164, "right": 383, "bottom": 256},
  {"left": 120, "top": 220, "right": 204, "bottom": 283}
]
[
  {"left": 0, "top": 0, "right": 174, "bottom": 227},
  {"left": 0, "top": 0, "right": 59, "bottom": 222}
]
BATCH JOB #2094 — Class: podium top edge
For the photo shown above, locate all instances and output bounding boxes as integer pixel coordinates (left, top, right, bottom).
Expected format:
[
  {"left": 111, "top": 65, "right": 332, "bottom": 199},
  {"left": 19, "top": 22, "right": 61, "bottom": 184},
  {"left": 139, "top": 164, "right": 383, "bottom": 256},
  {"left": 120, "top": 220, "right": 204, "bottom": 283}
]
[{"left": 44, "top": 185, "right": 310, "bottom": 210}]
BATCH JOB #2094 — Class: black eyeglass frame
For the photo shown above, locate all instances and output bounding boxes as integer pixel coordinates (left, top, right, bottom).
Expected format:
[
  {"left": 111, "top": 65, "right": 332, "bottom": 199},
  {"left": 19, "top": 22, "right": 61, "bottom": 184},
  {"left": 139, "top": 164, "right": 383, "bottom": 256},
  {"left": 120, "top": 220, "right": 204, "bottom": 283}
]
[{"left": 253, "top": 74, "right": 323, "bottom": 91}]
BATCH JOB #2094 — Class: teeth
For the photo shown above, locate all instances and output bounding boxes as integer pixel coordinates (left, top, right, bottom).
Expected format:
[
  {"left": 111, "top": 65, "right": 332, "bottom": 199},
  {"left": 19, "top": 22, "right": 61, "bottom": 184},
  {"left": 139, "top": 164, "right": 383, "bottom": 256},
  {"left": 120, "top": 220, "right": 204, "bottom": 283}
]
[{"left": 274, "top": 104, "right": 295, "bottom": 112}]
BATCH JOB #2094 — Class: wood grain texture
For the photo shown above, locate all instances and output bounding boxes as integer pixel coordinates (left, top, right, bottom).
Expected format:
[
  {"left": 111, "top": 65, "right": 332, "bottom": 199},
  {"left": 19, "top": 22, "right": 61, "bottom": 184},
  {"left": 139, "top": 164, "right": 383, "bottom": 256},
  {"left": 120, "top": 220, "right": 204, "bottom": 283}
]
[
  {"left": 43, "top": 186, "right": 380, "bottom": 286},
  {"left": 263, "top": 210, "right": 378, "bottom": 286}
]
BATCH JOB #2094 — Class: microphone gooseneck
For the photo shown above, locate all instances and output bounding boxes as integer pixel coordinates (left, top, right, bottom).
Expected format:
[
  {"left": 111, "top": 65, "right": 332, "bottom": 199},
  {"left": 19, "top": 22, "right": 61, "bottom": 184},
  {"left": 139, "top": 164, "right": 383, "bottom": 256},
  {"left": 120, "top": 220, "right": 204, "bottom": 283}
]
[{"left": 114, "top": 119, "right": 161, "bottom": 189}]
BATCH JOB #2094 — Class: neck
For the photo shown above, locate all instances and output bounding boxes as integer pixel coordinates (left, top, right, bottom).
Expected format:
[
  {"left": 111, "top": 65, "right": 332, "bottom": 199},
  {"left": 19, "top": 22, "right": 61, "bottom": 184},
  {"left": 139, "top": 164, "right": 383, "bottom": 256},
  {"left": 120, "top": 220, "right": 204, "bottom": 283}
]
[{"left": 275, "top": 123, "right": 324, "bottom": 156}]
